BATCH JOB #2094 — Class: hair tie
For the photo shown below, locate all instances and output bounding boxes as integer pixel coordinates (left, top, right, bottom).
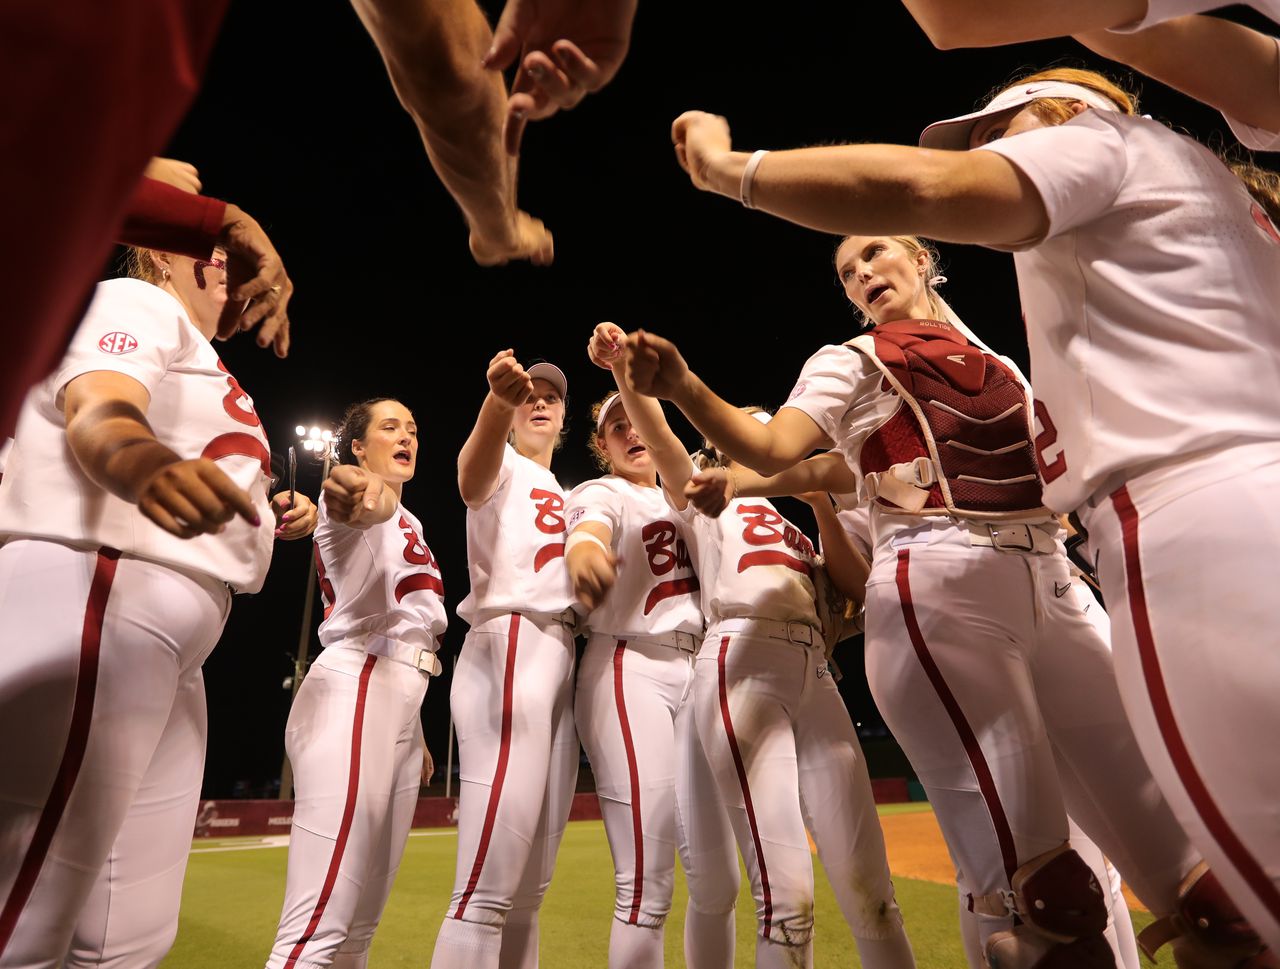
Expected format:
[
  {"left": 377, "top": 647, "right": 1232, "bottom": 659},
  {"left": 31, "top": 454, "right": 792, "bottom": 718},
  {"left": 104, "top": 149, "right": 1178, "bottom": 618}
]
[{"left": 928, "top": 274, "right": 948, "bottom": 287}]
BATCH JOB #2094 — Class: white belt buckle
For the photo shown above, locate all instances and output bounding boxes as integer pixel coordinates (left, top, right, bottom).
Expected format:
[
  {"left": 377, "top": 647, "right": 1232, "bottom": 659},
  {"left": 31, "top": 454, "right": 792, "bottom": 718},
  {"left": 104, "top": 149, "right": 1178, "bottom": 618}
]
[
  {"left": 989, "top": 523, "right": 1034, "bottom": 552},
  {"left": 674, "top": 631, "right": 697, "bottom": 653},
  {"left": 414, "top": 649, "right": 443, "bottom": 676},
  {"left": 787, "top": 622, "right": 814, "bottom": 646}
]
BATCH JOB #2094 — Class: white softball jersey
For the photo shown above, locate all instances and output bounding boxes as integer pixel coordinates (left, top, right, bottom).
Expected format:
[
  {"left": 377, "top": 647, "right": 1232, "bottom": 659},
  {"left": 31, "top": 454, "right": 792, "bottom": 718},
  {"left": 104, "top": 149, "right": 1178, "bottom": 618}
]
[
  {"left": 0, "top": 278, "right": 274, "bottom": 592},
  {"left": 979, "top": 111, "right": 1280, "bottom": 511},
  {"left": 315, "top": 494, "right": 447, "bottom": 652},
  {"left": 565, "top": 475, "right": 702, "bottom": 639},
  {"left": 456, "top": 444, "right": 576, "bottom": 625},
  {"left": 679, "top": 496, "right": 821, "bottom": 627}
]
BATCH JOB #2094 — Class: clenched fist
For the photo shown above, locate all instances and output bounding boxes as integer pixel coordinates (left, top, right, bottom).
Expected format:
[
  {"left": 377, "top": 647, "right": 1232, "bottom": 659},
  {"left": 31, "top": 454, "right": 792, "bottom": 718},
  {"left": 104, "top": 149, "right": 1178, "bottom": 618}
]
[{"left": 323, "top": 465, "right": 388, "bottom": 527}]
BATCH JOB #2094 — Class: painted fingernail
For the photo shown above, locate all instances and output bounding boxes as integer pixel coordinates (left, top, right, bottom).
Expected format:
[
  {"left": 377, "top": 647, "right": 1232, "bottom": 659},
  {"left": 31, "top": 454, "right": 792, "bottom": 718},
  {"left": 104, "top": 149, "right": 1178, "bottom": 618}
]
[
  {"left": 275, "top": 526, "right": 285, "bottom": 536},
  {"left": 528, "top": 65, "right": 545, "bottom": 81},
  {"left": 251, "top": 515, "right": 262, "bottom": 527},
  {"left": 512, "top": 110, "right": 526, "bottom": 121}
]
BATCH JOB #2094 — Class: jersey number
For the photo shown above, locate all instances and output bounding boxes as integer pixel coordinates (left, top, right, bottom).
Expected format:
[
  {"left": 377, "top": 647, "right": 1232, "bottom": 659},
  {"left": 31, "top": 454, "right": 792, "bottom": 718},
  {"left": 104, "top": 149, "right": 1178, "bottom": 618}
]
[{"left": 1033, "top": 400, "right": 1067, "bottom": 485}]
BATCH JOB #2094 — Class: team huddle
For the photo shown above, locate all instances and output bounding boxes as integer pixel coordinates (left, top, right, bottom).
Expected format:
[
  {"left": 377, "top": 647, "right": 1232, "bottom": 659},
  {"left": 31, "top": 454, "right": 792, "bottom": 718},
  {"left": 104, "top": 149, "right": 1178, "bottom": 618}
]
[{"left": 3, "top": 0, "right": 1280, "bottom": 967}]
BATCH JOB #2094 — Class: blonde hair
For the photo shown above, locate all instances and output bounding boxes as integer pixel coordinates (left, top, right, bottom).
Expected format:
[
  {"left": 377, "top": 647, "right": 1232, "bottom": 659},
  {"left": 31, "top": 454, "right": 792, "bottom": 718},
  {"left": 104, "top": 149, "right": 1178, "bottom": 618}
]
[
  {"left": 121, "top": 247, "right": 165, "bottom": 285},
  {"left": 693, "top": 406, "right": 769, "bottom": 470},
  {"left": 587, "top": 394, "right": 617, "bottom": 472},
  {"left": 834, "top": 235, "right": 946, "bottom": 326}
]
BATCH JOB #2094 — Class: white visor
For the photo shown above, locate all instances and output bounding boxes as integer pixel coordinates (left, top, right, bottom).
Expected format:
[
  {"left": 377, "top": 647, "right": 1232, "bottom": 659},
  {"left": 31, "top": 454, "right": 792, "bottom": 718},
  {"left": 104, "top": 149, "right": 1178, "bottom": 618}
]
[
  {"left": 919, "top": 81, "right": 1122, "bottom": 151},
  {"left": 596, "top": 392, "right": 624, "bottom": 432},
  {"left": 526, "top": 361, "right": 568, "bottom": 400}
]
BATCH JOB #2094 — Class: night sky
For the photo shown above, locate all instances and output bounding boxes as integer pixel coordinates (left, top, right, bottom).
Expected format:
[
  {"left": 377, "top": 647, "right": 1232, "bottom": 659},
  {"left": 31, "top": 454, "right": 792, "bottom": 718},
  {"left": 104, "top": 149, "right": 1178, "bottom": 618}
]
[{"left": 151, "top": 1, "right": 1268, "bottom": 797}]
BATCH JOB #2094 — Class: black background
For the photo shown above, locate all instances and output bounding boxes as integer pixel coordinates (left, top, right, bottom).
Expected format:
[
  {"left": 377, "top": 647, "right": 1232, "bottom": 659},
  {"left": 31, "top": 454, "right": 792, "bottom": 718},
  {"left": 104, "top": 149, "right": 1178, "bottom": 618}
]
[{"left": 153, "top": 1, "right": 1268, "bottom": 796}]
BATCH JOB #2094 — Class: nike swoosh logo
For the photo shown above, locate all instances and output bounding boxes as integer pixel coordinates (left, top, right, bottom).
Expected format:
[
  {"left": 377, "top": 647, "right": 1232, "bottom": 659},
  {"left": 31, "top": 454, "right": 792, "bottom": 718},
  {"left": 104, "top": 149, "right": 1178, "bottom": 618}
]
[{"left": 1054, "top": 582, "right": 1071, "bottom": 598}]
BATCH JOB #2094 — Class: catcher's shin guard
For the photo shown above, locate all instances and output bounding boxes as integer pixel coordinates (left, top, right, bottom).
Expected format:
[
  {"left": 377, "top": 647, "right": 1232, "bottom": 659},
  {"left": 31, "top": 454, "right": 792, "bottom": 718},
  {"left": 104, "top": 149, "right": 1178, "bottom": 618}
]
[
  {"left": 1139, "top": 863, "right": 1276, "bottom": 969},
  {"left": 975, "top": 845, "right": 1115, "bottom": 969}
]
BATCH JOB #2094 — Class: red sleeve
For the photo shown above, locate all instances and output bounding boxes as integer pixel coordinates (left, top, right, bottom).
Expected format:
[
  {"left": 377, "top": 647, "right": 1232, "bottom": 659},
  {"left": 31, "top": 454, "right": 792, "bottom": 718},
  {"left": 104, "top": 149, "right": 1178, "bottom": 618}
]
[{"left": 117, "top": 176, "right": 226, "bottom": 258}]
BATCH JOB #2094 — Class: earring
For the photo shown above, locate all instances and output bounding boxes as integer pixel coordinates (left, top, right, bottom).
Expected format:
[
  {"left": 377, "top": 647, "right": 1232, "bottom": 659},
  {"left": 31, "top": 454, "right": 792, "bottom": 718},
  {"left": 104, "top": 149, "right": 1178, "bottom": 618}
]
[{"left": 162, "top": 268, "right": 171, "bottom": 282}]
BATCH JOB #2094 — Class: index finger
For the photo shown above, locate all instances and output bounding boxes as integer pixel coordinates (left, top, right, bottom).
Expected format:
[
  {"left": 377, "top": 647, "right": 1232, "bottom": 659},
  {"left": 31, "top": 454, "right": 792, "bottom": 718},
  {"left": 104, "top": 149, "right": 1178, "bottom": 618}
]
[
  {"left": 505, "top": 97, "right": 532, "bottom": 156},
  {"left": 201, "top": 465, "right": 261, "bottom": 527}
]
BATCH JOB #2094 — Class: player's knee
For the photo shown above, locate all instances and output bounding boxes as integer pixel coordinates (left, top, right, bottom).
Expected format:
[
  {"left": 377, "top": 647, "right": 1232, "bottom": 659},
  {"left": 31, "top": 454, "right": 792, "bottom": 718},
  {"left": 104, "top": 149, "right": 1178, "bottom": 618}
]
[
  {"left": 685, "top": 874, "right": 739, "bottom": 916},
  {"left": 977, "top": 845, "right": 1114, "bottom": 969},
  {"left": 761, "top": 912, "right": 815, "bottom": 948},
  {"left": 1140, "top": 862, "right": 1275, "bottom": 967}
]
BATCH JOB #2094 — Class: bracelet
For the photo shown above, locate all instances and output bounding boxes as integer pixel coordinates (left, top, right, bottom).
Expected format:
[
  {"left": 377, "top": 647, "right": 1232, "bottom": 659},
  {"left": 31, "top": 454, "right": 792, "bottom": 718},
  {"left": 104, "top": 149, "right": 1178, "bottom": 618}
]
[
  {"left": 566, "top": 530, "right": 610, "bottom": 556},
  {"left": 739, "top": 150, "right": 769, "bottom": 209}
]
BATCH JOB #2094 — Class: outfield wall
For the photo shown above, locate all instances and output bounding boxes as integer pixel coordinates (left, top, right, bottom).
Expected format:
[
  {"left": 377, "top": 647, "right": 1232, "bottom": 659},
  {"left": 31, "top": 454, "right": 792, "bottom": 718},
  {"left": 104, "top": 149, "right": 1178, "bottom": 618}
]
[{"left": 192, "top": 778, "right": 911, "bottom": 838}]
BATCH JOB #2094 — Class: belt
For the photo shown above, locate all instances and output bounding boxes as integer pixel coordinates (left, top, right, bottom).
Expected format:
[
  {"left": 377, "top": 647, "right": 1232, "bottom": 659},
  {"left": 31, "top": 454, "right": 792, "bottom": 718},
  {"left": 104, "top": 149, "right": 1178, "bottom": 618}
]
[
  {"left": 629, "top": 630, "right": 702, "bottom": 653},
  {"left": 712, "top": 617, "right": 820, "bottom": 647},
  {"left": 964, "top": 520, "right": 1059, "bottom": 554},
  {"left": 362, "top": 635, "right": 443, "bottom": 675}
]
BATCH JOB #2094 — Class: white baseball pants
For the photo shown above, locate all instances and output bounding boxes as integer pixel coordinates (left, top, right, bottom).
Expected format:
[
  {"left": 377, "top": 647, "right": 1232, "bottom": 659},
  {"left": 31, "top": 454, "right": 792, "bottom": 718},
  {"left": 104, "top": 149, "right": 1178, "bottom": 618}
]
[
  {"left": 862, "top": 524, "right": 1199, "bottom": 962},
  {"left": 431, "top": 612, "right": 578, "bottom": 969},
  {"left": 1082, "top": 444, "right": 1280, "bottom": 952},
  {"left": 265, "top": 647, "right": 427, "bottom": 969},
  {"left": 694, "top": 625, "right": 916, "bottom": 969},
  {"left": 0, "top": 538, "right": 228, "bottom": 969},
  {"left": 575, "top": 633, "right": 739, "bottom": 969}
]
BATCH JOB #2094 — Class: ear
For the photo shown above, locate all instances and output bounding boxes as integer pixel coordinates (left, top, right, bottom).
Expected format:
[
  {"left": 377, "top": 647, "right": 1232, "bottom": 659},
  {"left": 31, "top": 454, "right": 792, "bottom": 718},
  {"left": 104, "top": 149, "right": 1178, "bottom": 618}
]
[
  {"left": 351, "top": 437, "right": 365, "bottom": 461},
  {"left": 915, "top": 248, "right": 931, "bottom": 276},
  {"left": 148, "top": 250, "right": 173, "bottom": 279},
  {"left": 1067, "top": 100, "right": 1090, "bottom": 118}
]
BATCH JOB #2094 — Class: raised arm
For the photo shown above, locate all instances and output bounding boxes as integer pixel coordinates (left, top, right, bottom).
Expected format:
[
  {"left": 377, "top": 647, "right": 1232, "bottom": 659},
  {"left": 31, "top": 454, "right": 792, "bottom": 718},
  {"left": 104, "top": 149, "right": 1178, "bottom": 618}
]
[
  {"left": 349, "top": 0, "right": 553, "bottom": 266},
  {"left": 685, "top": 451, "right": 857, "bottom": 518},
  {"left": 670, "top": 112, "right": 1049, "bottom": 248},
  {"left": 458, "top": 349, "right": 534, "bottom": 508},
  {"left": 897, "top": 0, "right": 1144, "bottom": 49},
  {"left": 323, "top": 465, "right": 399, "bottom": 530},
  {"left": 801, "top": 493, "right": 870, "bottom": 605},
  {"left": 621, "top": 329, "right": 830, "bottom": 475},
  {"left": 589, "top": 322, "right": 694, "bottom": 509},
  {"left": 1076, "top": 16, "right": 1280, "bottom": 135},
  {"left": 63, "top": 371, "right": 260, "bottom": 537}
]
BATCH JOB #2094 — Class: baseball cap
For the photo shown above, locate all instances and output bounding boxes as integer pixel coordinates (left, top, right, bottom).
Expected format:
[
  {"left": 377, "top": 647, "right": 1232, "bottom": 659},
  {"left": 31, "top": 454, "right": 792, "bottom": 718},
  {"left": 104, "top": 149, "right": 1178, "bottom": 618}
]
[
  {"left": 596, "top": 392, "right": 624, "bottom": 432},
  {"left": 919, "top": 81, "right": 1122, "bottom": 151},
  {"left": 526, "top": 361, "right": 568, "bottom": 400}
]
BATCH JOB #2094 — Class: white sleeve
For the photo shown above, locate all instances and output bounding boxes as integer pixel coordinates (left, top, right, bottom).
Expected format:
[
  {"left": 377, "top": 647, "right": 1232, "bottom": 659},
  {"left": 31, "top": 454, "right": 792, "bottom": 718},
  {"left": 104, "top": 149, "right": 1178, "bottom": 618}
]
[
  {"left": 778, "top": 345, "right": 864, "bottom": 443},
  {"left": 52, "top": 281, "right": 183, "bottom": 404},
  {"left": 978, "top": 114, "right": 1128, "bottom": 249},
  {"left": 566, "top": 480, "right": 624, "bottom": 542},
  {"left": 1107, "top": 0, "right": 1224, "bottom": 32}
]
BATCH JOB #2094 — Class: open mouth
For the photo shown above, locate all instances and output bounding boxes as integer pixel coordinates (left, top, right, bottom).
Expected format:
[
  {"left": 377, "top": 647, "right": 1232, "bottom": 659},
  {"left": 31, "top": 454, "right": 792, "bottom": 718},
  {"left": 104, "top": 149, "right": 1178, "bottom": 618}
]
[
  {"left": 531, "top": 415, "right": 551, "bottom": 426},
  {"left": 393, "top": 449, "right": 411, "bottom": 465},
  {"left": 627, "top": 444, "right": 647, "bottom": 456},
  {"left": 866, "top": 283, "right": 890, "bottom": 304}
]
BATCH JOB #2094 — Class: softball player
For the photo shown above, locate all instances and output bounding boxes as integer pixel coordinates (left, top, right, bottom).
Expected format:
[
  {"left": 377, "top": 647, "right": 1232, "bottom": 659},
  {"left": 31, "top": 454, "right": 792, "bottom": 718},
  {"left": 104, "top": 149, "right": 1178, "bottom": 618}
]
[
  {"left": 620, "top": 224, "right": 1274, "bottom": 967},
  {"left": 430, "top": 352, "right": 579, "bottom": 969},
  {"left": 663, "top": 75, "right": 1280, "bottom": 963},
  {"left": 565, "top": 392, "right": 739, "bottom": 969},
  {"left": 587, "top": 324, "right": 916, "bottom": 969},
  {"left": 265, "top": 397, "right": 445, "bottom": 969},
  {"left": 0, "top": 249, "right": 315, "bottom": 969}
]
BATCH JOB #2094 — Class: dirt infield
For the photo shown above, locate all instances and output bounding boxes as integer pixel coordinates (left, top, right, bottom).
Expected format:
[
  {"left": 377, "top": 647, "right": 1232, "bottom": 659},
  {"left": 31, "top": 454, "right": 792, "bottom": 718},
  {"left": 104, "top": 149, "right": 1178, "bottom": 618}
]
[{"left": 879, "top": 806, "right": 1148, "bottom": 913}]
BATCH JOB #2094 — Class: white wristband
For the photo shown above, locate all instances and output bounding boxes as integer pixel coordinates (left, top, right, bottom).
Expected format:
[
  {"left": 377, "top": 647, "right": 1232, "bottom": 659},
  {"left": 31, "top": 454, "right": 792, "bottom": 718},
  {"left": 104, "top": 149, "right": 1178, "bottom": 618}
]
[
  {"left": 740, "top": 149, "right": 769, "bottom": 209},
  {"left": 566, "top": 530, "right": 610, "bottom": 556}
]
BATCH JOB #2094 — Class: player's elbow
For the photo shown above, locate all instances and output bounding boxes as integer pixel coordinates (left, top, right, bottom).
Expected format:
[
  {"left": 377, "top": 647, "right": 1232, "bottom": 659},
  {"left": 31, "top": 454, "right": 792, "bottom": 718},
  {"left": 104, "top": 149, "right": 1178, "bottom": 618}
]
[{"left": 905, "top": 3, "right": 983, "bottom": 49}]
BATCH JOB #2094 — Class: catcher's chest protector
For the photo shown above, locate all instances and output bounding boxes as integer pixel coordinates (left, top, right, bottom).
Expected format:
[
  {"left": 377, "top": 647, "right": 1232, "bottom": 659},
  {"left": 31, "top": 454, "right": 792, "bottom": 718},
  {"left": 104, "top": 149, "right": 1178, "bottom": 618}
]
[{"left": 848, "top": 319, "right": 1047, "bottom": 520}]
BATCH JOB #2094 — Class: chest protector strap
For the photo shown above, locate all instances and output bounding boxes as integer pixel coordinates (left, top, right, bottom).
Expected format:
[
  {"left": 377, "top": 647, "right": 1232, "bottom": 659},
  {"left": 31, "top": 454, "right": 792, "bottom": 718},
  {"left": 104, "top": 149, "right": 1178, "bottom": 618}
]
[{"left": 847, "top": 319, "right": 1048, "bottom": 521}]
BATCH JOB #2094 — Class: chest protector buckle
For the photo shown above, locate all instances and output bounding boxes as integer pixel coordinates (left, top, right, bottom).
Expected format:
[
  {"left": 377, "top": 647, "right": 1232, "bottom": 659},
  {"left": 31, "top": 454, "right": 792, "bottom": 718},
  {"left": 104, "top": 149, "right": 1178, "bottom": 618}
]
[{"left": 847, "top": 319, "right": 1048, "bottom": 521}]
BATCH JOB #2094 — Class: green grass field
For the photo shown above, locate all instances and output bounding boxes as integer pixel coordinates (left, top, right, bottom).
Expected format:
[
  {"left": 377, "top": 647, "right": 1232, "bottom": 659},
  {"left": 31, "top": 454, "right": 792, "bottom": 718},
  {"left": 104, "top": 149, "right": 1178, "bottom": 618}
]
[{"left": 166, "top": 808, "right": 1173, "bottom": 967}]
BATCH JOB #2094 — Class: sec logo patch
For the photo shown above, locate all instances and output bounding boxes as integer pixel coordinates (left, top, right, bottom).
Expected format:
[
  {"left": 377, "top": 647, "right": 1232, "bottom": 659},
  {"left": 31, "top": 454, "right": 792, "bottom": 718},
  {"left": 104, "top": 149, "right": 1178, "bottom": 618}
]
[{"left": 98, "top": 332, "right": 138, "bottom": 355}]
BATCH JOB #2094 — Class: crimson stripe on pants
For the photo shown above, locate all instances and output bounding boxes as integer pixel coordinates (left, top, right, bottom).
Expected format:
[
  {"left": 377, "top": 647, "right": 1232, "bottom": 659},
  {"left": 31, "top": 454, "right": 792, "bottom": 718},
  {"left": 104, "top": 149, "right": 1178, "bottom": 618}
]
[
  {"left": 1112, "top": 485, "right": 1280, "bottom": 925},
  {"left": 0, "top": 546, "right": 121, "bottom": 957},
  {"left": 716, "top": 635, "right": 774, "bottom": 939},
  {"left": 613, "top": 641, "right": 644, "bottom": 924},
  {"left": 453, "top": 612, "right": 521, "bottom": 920},
  {"left": 895, "top": 548, "right": 1020, "bottom": 881},
  {"left": 283, "top": 652, "right": 378, "bottom": 968}
]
